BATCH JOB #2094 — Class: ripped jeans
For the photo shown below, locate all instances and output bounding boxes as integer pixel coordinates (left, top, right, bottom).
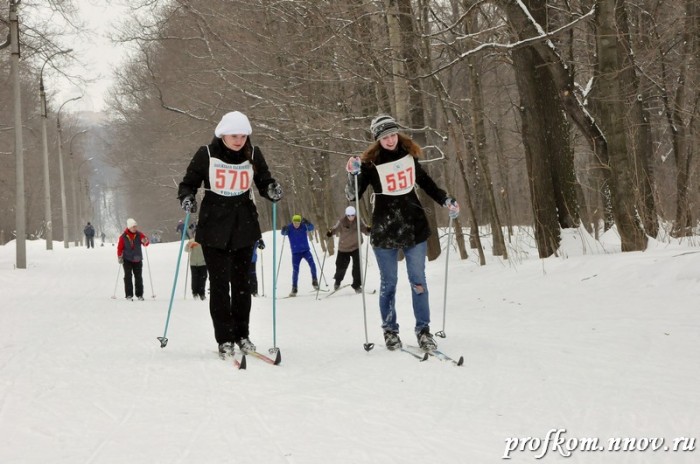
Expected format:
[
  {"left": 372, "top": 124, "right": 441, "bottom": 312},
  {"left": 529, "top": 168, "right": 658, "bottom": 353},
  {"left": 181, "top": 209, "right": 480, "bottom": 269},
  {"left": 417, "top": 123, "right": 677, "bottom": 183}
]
[{"left": 373, "top": 241, "right": 430, "bottom": 335}]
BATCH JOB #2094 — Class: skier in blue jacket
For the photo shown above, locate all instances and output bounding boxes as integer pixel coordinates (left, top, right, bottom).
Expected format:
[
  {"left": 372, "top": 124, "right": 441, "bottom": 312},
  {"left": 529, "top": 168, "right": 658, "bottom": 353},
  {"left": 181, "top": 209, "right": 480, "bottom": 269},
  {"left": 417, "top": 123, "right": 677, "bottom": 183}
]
[{"left": 281, "top": 214, "right": 318, "bottom": 296}]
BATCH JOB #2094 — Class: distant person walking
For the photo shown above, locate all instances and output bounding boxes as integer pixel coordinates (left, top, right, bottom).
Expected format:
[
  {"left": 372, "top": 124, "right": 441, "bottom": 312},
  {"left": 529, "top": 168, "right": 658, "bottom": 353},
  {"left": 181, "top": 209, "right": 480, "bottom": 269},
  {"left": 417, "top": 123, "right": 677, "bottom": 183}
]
[
  {"left": 281, "top": 215, "right": 318, "bottom": 296},
  {"left": 117, "top": 218, "right": 150, "bottom": 301},
  {"left": 326, "top": 206, "right": 370, "bottom": 293},
  {"left": 84, "top": 222, "right": 95, "bottom": 248}
]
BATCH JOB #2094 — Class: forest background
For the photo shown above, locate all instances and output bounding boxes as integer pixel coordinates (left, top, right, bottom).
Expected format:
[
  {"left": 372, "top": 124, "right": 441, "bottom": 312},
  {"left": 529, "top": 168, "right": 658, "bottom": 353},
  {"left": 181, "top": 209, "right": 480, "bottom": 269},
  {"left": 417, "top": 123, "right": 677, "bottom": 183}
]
[{"left": 1, "top": 0, "right": 699, "bottom": 262}]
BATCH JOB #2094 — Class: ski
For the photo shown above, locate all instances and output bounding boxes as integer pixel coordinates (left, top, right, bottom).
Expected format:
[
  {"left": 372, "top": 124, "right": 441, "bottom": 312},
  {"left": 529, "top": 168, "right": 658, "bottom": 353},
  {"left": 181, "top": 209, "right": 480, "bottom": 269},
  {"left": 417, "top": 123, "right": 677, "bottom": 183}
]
[
  {"left": 323, "top": 284, "right": 351, "bottom": 298},
  {"left": 399, "top": 347, "right": 429, "bottom": 361},
  {"left": 245, "top": 349, "right": 282, "bottom": 365},
  {"left": 283, "top": 289, "right": 328, "bottom": 299},
  {"left": 407, "top": 345, "right": 463, "bottom": 366},
  {"left": 324, "top": 285, "right": 376, "bottom": 298}
]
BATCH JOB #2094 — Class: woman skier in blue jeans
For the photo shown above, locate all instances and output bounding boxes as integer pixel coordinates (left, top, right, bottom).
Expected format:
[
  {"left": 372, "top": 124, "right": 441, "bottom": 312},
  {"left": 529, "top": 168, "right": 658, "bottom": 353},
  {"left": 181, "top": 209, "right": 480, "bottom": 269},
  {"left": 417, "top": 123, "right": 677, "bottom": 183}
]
[{"left": 345, "top": 115, "right": 460, "bottom": 351}]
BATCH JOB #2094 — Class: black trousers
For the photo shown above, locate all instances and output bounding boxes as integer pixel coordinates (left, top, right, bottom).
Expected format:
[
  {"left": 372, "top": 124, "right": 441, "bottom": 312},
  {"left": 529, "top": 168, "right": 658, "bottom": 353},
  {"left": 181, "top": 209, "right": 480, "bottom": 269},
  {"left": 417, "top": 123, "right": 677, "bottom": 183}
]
[
  {"left": 191, "top": 265, "right": 208, "bottom": 296},
  {"left": 85, "top": 236, "right": 94, "bottom": 248},
  {"left": 123, "top": 260, "right": 144, "bottom": 298},
  {"left": 202, "top": 245, "right": 254, "bottom": 344},
  {"left": 333, "top": 249, "right": 361, "bottom": 289}
]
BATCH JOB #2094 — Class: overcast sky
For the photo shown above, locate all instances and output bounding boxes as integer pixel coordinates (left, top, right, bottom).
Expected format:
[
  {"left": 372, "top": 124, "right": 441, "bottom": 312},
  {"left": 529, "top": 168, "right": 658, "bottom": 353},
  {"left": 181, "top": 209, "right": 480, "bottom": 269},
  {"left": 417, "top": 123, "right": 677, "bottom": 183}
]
[{"left": 50, "top": 0, "right": 132, "bottom": 113}]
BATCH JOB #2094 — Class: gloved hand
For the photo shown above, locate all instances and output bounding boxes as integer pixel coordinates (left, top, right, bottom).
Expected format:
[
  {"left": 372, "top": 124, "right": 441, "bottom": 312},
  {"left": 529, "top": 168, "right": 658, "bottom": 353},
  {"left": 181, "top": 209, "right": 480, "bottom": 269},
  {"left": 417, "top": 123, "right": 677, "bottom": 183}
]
[
  {"left": 281, "top": 225, "right": 289, "bottom": 236},
  {"left": 267, "top": 182, "right": 283, "bottom": 202},
  {"left": 326, "top": 230, "right": 333, "bottom": 238},
  {"left": 346, "top": 156, "right": 362, "bottom": 175},
  {"left": 181, "top": 195, "right": 197, "bottom": 213},
  {"left": 141, "top": 236, "right": 149, "bottom": 245},
  {"left": 444, "top": 197, "right": 460, "bottom": 219},
  {"left": 257, "top": 239, "right": 266, "bottom": 250},
  {"left": 118, "top": 256, "right": 124, "bottom": 264}
]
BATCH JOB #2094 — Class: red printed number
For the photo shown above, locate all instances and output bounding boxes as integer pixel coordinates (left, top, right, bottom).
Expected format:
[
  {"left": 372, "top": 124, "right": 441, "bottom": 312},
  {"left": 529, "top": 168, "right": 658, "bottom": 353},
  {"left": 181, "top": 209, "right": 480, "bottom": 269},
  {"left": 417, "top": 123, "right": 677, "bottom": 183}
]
[
  {"left": 214, "top": 169, "right": 250, "bottom": 191},
  {"left": 386, "top": 167, "right": 413, "bottom": 192}
]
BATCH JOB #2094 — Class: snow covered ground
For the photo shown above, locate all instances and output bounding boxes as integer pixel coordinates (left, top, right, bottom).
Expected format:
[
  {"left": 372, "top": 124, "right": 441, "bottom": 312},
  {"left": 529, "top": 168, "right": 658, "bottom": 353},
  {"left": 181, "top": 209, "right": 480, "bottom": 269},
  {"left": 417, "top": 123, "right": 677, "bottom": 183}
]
[{"left": 1, "top": 226, "right": 698, "bottom": 463}]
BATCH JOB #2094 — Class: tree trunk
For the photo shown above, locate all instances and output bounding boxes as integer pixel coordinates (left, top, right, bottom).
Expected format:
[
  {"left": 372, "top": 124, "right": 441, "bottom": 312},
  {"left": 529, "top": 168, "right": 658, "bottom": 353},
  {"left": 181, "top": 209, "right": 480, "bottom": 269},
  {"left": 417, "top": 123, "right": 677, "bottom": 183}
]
[
  {"left": 616, "top": 1, "right": 659, "bottom": 237},
  {"left": 592, "top": 0, "right": 647, "bottom": 251}
]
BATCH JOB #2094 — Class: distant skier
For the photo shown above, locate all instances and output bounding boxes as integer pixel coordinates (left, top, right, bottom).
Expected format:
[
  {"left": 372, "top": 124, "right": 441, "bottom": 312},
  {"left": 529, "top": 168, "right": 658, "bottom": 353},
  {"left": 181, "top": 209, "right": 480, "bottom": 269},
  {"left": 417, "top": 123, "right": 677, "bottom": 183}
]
[
  {"left": 84, "top": 222, "right": 95, "bottom": 248},
  {"left": 176, "top": 219, "right": 192, "bottom": 239},
  {"left": 281, "top": 214, "right": 318, "bottom": 296},
  {"left": 326, "top": 206, "right": 370, "bottom": 293},
  {"left": 185, "top": 237, "right": 208, "bottom": 300},
  {"left": 345, "top": 114, "right": 460, "bottom": 351},
  {"left": 117, "top": 218, "right": 150, "bottom": 301}
]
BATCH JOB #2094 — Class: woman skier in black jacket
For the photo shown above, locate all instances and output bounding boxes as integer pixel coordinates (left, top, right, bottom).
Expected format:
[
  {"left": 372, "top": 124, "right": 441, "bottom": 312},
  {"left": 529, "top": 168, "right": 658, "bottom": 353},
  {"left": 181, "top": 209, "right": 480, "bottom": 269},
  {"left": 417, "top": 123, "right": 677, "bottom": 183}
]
[{"left": 178, "top": 111, "right": 282, "bottom": 357}]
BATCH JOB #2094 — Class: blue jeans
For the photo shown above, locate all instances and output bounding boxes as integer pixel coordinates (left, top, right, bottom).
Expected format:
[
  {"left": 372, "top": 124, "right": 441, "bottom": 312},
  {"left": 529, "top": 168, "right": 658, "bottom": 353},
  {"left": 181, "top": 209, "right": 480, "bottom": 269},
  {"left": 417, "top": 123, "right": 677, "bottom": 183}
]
[{"left": 373, "top": 241, "right": 430, "bottom": 335}]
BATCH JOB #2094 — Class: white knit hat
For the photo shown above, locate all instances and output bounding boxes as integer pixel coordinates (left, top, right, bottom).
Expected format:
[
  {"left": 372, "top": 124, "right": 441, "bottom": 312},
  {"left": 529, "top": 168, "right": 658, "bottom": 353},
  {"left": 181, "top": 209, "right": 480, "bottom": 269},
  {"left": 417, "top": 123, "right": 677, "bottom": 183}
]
[
  {"left": 126, "top": 218, "right": 137, "bottom": 228},
  {"left": 345, "top": 206, "right": 356, "bottom": 216},
  {"left": 214, "top": 111, "right": 252, "bottom": 137}
]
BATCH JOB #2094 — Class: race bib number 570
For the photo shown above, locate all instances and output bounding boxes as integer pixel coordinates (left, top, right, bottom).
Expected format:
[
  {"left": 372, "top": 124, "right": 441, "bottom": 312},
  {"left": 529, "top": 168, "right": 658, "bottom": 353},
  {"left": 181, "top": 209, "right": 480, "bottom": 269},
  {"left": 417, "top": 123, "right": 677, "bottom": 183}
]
[
  {"left": 376, "top": 155, "right": 415, "bottom": 196},
  {"left": 209, "top": 157, "right": 253, "bottom": 197}
]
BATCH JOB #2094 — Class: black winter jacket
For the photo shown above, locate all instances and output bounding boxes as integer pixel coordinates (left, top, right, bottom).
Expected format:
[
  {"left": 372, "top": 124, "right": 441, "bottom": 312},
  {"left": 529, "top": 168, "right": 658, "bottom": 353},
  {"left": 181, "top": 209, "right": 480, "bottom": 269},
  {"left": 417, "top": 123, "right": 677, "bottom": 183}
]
[
  {"left": 178, "top": 138, "right": 277, "bottom": 251},
  {"left": 353, "top": 137, "right": 448, "bottom": 249}
]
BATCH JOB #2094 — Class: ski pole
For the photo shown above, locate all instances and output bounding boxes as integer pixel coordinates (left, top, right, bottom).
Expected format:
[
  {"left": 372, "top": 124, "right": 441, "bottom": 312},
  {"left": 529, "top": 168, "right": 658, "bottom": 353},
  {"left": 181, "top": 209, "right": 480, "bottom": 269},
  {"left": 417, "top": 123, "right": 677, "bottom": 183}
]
[
  {"left": 144, "top": 246, "right": 156, "bottom": 299},
  {"left": 158, "top": 211, "right": 191, "bottom": 348},
  {"left": 271, "top": 202, "right": 279, "bottom": 352},
  {"left": 111, "top": 261, "right": 122, "bottom": 299},
  {"left": 310, "top": 240, "right": 329, "bottom": 287},
  {"left": 354, "top": 174, "right": 374, "bottom": 352},
  {"left": 436, "top": 216, "right": 454, "bottom": 338},
  {"left": 183, "top": 249, "right": 190, "bottom": 300},
  {"left": 259, "top": 244, "right": 265, "bottom": 297},
  {"left": 275, "top": 235, "right": 286, "bottom": 284},
  {"left": 315, "top": 243, "right": 328, "bottom": 300},
  {"left": 362, "top": 229, "right": 370, "bottom": 287}
]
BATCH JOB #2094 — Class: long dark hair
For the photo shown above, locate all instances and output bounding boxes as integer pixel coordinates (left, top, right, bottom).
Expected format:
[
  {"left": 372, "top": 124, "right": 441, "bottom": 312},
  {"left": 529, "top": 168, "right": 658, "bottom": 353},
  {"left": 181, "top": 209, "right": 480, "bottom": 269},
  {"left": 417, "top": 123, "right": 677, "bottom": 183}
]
[{"left": 361, "top": 133, "right": 423, "bottom": 163}]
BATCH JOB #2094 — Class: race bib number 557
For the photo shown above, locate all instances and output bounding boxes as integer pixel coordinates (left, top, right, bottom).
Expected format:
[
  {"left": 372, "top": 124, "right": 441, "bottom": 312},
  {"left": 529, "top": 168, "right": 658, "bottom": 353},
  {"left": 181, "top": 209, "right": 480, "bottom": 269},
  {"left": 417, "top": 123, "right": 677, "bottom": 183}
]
[{"left": 376, "top": 155, "right": 415, "bottom": 196}]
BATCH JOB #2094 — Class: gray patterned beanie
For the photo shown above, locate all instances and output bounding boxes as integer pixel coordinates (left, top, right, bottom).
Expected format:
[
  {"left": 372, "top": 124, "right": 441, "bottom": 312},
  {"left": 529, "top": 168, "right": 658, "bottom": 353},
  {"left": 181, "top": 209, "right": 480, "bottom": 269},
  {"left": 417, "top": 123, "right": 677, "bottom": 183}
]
[{"left": 370, "top": 115, "right": 399, "bottom": 140}]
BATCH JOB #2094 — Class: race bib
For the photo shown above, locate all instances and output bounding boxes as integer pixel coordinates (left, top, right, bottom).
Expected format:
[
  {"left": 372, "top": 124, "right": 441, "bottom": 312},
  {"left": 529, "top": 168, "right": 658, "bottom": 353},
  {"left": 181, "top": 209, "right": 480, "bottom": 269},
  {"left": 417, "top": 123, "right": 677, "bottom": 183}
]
[
  {"left": 376, "top": 155, "right": 415, "bottom": 196},
  {"left": 209, "top": 157, "right": 253, "bottom": 197}
]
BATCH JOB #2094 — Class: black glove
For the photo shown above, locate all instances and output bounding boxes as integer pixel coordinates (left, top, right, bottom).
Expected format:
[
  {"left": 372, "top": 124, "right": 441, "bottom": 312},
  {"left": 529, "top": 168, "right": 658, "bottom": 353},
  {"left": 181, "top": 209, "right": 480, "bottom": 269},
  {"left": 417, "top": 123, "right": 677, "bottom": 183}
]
[
  {"left": 181, "top": 195, "right": 197, "bottom": 213},
  {"left": 257, "top": 240, "right": 266, "bottom": 250},
  {"left": 281, "top": 225, "right": 289, "bottom": 235},
  {"left": 118, "top": 256, "right": 124, "bottom": 264},
  {"left": 326, "top": 230, "right": 333, "bottom": 238},
  {"left": 267, "top": 182, "right": 283, "bottom": 202}
]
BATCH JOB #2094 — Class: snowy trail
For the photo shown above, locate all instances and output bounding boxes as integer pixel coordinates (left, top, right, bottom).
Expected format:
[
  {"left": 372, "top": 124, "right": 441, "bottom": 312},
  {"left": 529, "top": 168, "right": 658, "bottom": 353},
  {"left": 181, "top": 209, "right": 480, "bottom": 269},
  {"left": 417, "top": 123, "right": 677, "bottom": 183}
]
[{"left": 1, "top": 228, "right": 699, "bottom": 463}]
